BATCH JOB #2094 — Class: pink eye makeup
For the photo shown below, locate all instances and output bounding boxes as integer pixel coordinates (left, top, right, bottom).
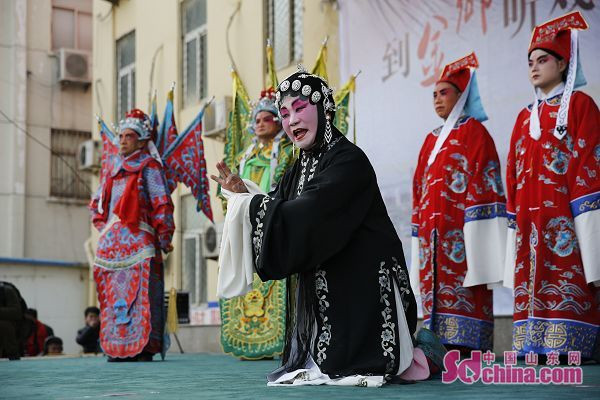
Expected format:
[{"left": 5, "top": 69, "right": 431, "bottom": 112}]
[
  {"left": 292, "top": 98, "right": 309, "bottom": 112},
  {"left": 255, "top": 115, "right": 276, "bottom": 124}
]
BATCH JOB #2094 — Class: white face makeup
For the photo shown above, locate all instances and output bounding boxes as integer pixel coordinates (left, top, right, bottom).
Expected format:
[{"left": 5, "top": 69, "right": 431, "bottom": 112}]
[
  {"left": 528, "top": 49, "right": 566, "bottom": 94},
  {"left": 279, "top": 95, "right": 319, "bottom": 150}
]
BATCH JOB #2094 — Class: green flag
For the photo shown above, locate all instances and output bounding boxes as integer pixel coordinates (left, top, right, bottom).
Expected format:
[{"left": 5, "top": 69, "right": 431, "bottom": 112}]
[{"left": 334, "top": 75, "right": 356, "bottom": 140}]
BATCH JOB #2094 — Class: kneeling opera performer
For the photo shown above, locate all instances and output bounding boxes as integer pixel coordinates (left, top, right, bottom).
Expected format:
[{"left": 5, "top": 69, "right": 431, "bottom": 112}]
[{"left": 213, "top": 67, "right": 446, "bottom": 387}]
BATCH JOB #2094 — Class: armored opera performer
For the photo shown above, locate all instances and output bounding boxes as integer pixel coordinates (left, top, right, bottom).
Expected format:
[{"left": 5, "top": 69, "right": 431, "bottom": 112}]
[
  {"left": 90, "top": 109, "right": 174, "bottom": 361},
  {"left": 220, "top": 89, "right": 294, "bottom": 360},
  {"left": 504, "top": 11, "right": 600, "bottom": 360},
  {"left": 90, "top": 100, "right": 213, "bottom": 361},
  {"left": 411, "top": 53, "right": 507, "bottom": 353}
]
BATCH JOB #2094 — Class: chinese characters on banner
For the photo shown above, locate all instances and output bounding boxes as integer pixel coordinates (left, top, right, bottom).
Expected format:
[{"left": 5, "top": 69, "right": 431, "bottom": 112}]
[
  {"left": 382, "top": 33, "right": 410, "bottom": 82},
  {"left": 380, "top": 0, "right": 595, "bottom": 85},
  {"left": 456, "top": 0, "right": 492, "bottom": 34}
]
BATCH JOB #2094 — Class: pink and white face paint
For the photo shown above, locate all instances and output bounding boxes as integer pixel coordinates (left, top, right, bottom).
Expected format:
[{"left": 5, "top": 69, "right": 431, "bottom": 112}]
[
  {"left": 279, "top": 95, "right": 319, "bottom": 150},
  {"left": 528, "top": 49, "right": 566, "bottom": 95}
]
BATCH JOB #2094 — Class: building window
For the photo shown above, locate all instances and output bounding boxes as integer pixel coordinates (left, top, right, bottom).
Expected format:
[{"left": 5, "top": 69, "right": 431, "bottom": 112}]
[
  {"left": 51, "top": 0, "right": 93, "bottom": 51},
  {"left": 50, "top": 129, "right": 91, "bottom": 199},
  {"left": 266, "top": 0, "right": 303, "bottom": 70},
  {"left": 182, "top": 0, "right": 207, "bottom": 107},
  {"left": 183, "top": 234, "right": 208, "bottom": 305},
  {"left": 181, "top": 194, "right": 209, "bottom": 305},
  {"left": 116, "top": 31, "right": 135, "bottom": 119}
]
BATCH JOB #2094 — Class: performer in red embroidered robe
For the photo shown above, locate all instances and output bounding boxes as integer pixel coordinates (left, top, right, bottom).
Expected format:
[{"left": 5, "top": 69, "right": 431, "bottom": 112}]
[
  {"left": 504, "top": 12, "right": 600, "bottom": 360},
  {"left": 411, "top": 53, "right": 506, "bottom": 352},
  {"left": 90, "top": 109, "right": 175, "bottom": 361}
]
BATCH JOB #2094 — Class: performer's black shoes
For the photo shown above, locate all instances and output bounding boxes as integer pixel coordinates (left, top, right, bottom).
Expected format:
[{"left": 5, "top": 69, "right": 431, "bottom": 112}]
[
  {"left": 107, "top": 356, "right": 136, "bottom": 362},
  {"left": 106, "top": 352, "right": 154, "bottom": 362},
  {"left": 136, "top": 352, "right": 154, "bottom": 362}
]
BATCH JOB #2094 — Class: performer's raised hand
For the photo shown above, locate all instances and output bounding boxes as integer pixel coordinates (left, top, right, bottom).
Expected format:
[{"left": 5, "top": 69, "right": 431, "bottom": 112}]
[{"left": 211, "top": 161, "right": 248, "bottom": 193}]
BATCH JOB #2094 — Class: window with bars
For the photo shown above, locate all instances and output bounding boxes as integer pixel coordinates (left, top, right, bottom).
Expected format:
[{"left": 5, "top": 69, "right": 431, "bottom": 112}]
[
  {"left": 182, "top": 0, "right": 207, "bottom": 107},
  {"left": 182, "top": 234, "right": 207, "bottom": 305},
  {"left": 50, "top": 129, "right": 91, "bottom": 199},
  {"left": 116, "top": 31, "right": 135, "bottom": 120},
  {"left": 181, "top": 194, "right": 208, "bottom": 305},
  {"left": 266, "top": 0, "right": 303, "bottom": 70}
]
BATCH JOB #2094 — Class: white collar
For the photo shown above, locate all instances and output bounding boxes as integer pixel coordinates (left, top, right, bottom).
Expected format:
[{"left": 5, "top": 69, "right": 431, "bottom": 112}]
[
  {"left": 433, "top": 113, "right": 466, "bottom": 136},
  {"left": 536, "top": 82, "right": 565, "bottom": 100}
]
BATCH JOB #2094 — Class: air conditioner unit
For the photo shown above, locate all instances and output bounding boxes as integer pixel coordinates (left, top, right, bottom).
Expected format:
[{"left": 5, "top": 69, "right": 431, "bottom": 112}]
[
  {"left": 58, "top": 48, "right": 92, "bottom": 85},
  {"left": 201, "top": 222, "right": 223, "bottom": 260},
  {"left": 202, "top": 96, "right": 231, "bottom": 140},
  {"left": 77, "top": 139, "right": 101, "bottom": 171}
]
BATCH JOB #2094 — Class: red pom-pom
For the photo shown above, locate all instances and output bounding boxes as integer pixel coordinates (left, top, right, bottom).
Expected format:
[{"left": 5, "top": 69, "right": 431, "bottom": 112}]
[
  {"left": 259, "top": 87, "right": 276, "bottom": 100},
  {"left": 125, "top": 108, "right": 147, "bottom": 120}
]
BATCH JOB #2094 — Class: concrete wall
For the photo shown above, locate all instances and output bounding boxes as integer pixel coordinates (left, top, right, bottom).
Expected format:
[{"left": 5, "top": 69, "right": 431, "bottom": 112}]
[
  {"left": 167, "top": 325, "right": 222, "bottom": 354},
  {"left": 0, "top": 0, "right": 94, "bottom": 355},
  {"left": 0, "top": 0, "right": 28, "bottom": 258},
  {"left": 1, "top": 0, "right": 92, "bottom": 262},
  {"left": 0, "top": 263, "right": 90, "bottom": 355},
  {"left": 24, "top": 0, "right": 92, "bottom": 263}
]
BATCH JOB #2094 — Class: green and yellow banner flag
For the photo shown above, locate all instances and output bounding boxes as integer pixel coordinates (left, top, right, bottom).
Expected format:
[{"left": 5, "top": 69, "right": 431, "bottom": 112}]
[
  {"left": 334, "top": 74, "right": 357, "bottom": 140},
  {"left": 220, "top": 69, "right": 252, "bottom": 211},
  {"left": 309, "top": 37, "right": 357, "bottom": 141},
  {"left": 266, "top": 40, "right": 279, "bottom": 90},
  {"left": 223, "top": 69, "right": 252, "bottom": 172},
  {"left": 311, "top": 38, "right": 329, "bottom": 83}
]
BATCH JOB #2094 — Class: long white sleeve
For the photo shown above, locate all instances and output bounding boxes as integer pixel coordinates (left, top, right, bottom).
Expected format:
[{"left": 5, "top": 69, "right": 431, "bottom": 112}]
[
  {"left": 409, "top": 233, "right": 421, "bottom": 295},
  {"left": 502, "top": 213, "right": 517, "bottom": 290},
  {"left": 462, "top": 204, "right": 507, "bottom": 287},
  {"left": 216, "top": 180, "right": 265, "bottom": 299},
  {"left": 571, "top": 192, "right": 600, "bottom": 285}
]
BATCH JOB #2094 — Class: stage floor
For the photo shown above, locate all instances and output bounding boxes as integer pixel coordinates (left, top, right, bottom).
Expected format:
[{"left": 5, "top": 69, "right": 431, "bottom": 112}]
[{"left": 1, "top": 353, "right": 599, "bottom": 399}]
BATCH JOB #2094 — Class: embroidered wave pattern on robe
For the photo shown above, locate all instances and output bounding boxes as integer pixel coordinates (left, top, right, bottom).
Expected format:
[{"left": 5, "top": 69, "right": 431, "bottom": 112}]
[
  {"left": 506, "top": 91, "right": 600, "bottom": 359},
  {"left": 412, "top": 117, "right": 504, "bottom": 351}
]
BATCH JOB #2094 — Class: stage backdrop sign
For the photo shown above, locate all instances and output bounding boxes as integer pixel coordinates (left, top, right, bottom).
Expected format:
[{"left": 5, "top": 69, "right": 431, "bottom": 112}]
[{"left": 338, "top": 0, "right": 600, "bottom": 315}]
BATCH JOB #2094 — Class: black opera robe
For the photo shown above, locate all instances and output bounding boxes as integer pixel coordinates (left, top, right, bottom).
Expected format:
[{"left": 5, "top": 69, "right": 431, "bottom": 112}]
[{"left": 249, "top": 135, "right": 418, "bottom": 378}]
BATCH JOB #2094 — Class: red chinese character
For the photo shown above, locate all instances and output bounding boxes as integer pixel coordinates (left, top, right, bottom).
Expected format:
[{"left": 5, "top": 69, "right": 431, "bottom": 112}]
[
  {"left": 456, "top": 0, "right": 492, "bottom": 34},
  {"left": 503, "top": 350, "right": 517, "bottom": 366},
  {"left": 456, "top": 0, "right": 474, "bottom": 34},
  {"left": 417, "top": 16, "right": 448, "bottom": 87},
  {"left": 481, "top": 0, "right": 492, "bottom": 34},
  {"left": 567, "top": 351, "right": 581, "bottom": 366},
  {"left": 482, "top": 350, "right": 495, "bottom": 366},
  {"left": 546, "top": 351, "right": 560, "bottom": 366},
  {"left": 525, "top": 351, "right": 538, "bottom": 366}
]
